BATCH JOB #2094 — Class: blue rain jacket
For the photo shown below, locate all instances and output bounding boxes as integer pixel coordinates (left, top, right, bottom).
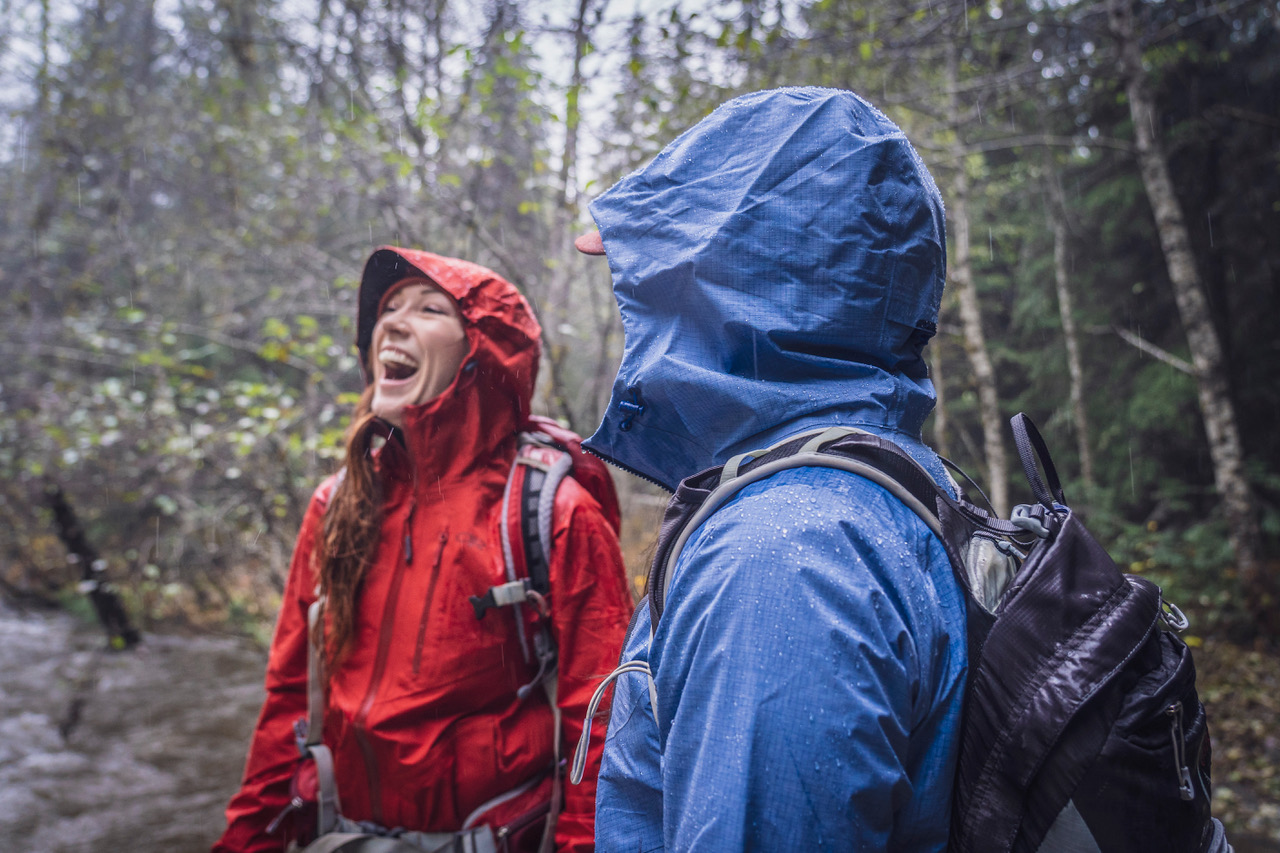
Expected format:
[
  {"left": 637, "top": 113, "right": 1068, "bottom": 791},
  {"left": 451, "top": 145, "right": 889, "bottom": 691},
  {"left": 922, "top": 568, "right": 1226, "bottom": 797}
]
[{"left": 583, "top": 88, "right": 967, "bottom": 852}]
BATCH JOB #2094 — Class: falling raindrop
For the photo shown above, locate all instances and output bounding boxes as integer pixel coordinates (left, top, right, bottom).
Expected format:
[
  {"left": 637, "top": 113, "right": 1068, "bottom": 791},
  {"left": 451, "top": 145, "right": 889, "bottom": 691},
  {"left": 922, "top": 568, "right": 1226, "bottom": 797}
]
[{"left": 1129, "top": 441, "right": 1135, "bottom": 500}]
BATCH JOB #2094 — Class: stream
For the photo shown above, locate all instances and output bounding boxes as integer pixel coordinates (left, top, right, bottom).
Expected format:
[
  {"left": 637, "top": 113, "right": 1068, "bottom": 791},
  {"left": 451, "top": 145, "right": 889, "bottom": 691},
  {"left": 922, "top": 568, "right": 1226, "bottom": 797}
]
[
  {"left": 0, "top": 603, "right": 265, "bottom": 852},
  {"left": 2, "top": 601, "right": 1277, "bottom": 853}
]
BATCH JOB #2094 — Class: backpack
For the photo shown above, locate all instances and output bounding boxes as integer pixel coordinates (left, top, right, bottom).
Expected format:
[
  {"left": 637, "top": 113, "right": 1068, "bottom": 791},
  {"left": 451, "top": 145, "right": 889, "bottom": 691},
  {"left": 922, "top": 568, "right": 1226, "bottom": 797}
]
[
  {"left": 572, "top": 414, "right": 1230, "bottom": 853},
  {"left": 282, "top": 417, "right": 620, "bottom": 853}
]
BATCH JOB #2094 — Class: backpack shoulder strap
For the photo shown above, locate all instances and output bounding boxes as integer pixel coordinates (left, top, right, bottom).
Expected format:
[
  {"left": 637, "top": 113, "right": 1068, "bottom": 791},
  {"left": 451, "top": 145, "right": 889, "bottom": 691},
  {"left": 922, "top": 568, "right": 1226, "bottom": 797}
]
[
  {"left": 467, "top": 434, "right": 575, "bottom": 852},
  {"left": 286, "top": 596, "right": 341, "bottom": 838},
  {"left": 468, "top": 436, "right": 571, "bottom": 651},
  {"left": 518, "top": 437, "right": 575, "bottom": 597},
  {"left": 650, "top": 427, "right": 962, "bottom": 625}
]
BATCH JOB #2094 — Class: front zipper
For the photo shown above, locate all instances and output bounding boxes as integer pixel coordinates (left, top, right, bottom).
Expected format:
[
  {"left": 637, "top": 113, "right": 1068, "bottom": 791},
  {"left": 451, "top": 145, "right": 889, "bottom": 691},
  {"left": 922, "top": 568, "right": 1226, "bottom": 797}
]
[
  {"left": 583, "top": 444, "right": 674, "bottom": 492},
  {"left": 411, "top": 529, "right": 450, "bottom": 676},
  {"left": 352, "top": 497, "right": 417, "bottom": 826}
]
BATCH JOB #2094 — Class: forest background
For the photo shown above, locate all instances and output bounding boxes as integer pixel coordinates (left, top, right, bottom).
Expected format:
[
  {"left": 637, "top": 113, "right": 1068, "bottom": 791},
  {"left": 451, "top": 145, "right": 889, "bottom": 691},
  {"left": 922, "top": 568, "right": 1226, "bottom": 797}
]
[{"left": 0, "top": 0, "right": 1278, "bottom": 843}]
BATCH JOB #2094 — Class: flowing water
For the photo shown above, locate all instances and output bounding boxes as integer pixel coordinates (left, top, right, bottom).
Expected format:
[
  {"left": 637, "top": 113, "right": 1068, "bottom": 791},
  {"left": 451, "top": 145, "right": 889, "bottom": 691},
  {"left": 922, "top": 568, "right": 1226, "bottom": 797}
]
[
  {"left": 0, "top": 603, "right": 265, "bottom": 852},
  {"left": 3, "top": 602, "right": 1277, "bottom": 853}
]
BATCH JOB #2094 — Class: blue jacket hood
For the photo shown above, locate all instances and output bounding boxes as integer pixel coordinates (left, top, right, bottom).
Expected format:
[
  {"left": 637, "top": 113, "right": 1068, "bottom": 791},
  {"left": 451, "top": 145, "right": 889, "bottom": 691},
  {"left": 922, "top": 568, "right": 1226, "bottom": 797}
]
[{"left": 584, "top": 87, "right": 947, "bottom": 490}]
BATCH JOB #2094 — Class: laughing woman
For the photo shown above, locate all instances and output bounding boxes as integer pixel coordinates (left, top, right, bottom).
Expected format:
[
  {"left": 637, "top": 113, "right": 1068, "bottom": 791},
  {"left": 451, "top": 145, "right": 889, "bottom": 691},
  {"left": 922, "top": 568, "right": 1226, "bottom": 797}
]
[{"left": 214, "top": 247, "right": 633, "bottom": 853}]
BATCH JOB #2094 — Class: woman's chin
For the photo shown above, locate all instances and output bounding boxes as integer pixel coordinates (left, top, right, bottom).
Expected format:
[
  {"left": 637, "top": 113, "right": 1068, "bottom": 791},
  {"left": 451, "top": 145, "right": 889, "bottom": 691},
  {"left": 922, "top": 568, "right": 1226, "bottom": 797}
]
[{"left": 371, "top": 391, "right": 412, "bottom": 427}]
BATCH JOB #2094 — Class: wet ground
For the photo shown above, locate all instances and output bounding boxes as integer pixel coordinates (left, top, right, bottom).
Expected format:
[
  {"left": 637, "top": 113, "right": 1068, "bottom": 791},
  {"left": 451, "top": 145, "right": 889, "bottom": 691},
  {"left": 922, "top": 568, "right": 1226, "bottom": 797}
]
[
  {"left": 0, "top": 604, "right": 264, "bottom": 852},
  {"left": 1, "top": 601, "right": 1277, "bottom": 852}
]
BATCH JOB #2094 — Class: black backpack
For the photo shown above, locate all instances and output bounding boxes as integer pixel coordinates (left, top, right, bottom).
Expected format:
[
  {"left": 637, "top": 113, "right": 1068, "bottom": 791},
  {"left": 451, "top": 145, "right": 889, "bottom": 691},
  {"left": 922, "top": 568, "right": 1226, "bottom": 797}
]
[{"left": 576, "top": 414, "right": 1231, "bottom": 853}]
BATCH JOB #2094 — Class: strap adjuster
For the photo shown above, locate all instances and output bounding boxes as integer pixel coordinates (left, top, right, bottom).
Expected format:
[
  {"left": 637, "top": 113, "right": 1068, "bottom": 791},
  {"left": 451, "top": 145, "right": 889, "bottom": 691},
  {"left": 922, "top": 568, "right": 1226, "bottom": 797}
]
[{"left": 470, "top": 579, "right": 549, "bottom": 620}]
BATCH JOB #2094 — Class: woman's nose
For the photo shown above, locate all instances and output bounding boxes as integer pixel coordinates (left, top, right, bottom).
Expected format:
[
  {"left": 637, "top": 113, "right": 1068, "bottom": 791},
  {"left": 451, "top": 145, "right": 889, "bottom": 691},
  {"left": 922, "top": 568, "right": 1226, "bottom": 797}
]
[{"left": 379, "top": 311, "right": 409, "bottom": 335}]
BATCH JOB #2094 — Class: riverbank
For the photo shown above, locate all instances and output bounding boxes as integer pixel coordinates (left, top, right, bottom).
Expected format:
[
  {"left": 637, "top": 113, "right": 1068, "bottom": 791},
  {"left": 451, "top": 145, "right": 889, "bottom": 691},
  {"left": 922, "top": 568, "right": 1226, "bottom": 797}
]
[
  {"left": 1, "top": 602, "right": 1276, "bottom": 852},
  {"left": 0, "top": 604, "right": 263, "bottom": 852}
]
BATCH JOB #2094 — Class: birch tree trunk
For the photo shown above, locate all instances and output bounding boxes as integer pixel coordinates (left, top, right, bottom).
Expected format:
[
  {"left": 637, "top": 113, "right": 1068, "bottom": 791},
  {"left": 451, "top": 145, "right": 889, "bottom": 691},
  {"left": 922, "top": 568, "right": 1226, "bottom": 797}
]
[
  {"left": 1045, "top": 173, "right": 1096, "bottom": 492},
  {"left": 947, "top": 40, "right": 1009, "bottom": 517},
  {"left": 930, "top": 338, "right": 953, "bottom": 462},
  {"left": 1108, "top": 0, "right": 1272, "bottom": 627}
]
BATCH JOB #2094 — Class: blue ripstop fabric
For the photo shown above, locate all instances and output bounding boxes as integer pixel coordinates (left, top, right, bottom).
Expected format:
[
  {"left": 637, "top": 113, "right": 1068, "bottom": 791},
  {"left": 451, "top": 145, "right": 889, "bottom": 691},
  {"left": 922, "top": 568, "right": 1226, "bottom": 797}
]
[
  {"left": 598, "top": 468, "right": 967, "bottom": 852},
  {"left": 586, "top": 87, "right": 965, "bottom": 852},
  {"left": 583, "top": 86, "right": 947, "bottom": 491}
]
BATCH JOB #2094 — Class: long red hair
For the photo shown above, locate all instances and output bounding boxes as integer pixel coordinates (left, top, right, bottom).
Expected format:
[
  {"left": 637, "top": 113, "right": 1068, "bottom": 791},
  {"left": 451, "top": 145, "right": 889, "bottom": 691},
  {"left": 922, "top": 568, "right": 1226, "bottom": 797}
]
[{"left": 313, "top": 387, "right": 386, "bottom": 671}]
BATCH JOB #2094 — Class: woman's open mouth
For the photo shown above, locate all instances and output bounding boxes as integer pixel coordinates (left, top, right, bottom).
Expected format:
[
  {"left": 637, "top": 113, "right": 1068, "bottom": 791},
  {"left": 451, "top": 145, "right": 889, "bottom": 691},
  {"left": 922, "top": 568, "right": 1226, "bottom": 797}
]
[{"left": 378, "top": 347, "right": 419, "bottom": 382}]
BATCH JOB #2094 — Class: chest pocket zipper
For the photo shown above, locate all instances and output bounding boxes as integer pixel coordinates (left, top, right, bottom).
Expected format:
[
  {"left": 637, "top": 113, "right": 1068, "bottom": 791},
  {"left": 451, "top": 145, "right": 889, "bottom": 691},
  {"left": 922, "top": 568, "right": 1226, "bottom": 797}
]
[{"left": 411, "top": 529, "right": 450, "bottom": 676}]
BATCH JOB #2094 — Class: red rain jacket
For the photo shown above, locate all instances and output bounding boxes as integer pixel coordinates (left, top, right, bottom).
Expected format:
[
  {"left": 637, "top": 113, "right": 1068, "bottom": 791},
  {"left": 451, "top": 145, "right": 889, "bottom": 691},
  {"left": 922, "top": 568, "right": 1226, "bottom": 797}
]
[{"left": 214, "top": 249, "right": 633, "bottom": 853}]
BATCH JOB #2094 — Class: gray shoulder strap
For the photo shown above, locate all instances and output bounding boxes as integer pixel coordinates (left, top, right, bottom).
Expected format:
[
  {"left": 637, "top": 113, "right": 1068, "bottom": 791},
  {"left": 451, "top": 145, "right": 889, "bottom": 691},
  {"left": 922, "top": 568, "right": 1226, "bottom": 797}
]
[
  {"left": 305, "top": 598, "right": 327, "bottom": 749},
  {"left": 660, "top": 449, "right": 945, "bottom": 615}
]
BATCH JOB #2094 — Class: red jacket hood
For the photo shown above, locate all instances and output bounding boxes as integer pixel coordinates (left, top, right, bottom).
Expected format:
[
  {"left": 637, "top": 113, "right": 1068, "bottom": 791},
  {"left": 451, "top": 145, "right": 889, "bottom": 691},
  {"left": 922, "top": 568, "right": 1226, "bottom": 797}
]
[{"left": 357, "top": 247, "right": 542, "bottom": 480}]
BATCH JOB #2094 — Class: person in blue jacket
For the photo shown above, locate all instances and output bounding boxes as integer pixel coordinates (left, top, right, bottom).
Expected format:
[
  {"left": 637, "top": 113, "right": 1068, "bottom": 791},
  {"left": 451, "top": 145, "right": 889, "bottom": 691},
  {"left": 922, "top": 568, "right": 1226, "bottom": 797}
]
[{"left": 576, "top": 87, "right": 967, "bottom": 851}]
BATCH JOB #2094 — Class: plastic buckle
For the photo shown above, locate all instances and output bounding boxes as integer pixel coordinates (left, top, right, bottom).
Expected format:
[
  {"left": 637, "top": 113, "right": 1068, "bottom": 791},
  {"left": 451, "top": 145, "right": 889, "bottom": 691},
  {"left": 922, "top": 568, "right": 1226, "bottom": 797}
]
[
  {"left": 1010, "top": 504, "right": 1052, "bottom": 538},
  {"left": 293, "top": 718, "right": 310, "bottom": 757},
  {"left": 470, "top": 579, "right": 532, "bottom": 619},
  {"left": 1160, "top": 599, "right": 1190, "bottom": 632}
]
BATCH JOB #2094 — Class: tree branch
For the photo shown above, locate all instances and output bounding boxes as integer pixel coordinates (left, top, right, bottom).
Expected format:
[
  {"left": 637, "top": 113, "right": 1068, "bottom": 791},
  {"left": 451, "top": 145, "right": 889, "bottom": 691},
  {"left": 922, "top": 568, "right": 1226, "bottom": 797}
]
[
  {"left": 916, "top": 133, "right": 1134, "bottom": 159},
  {"left": 1088, "top": 324, "right": 1197, "bottom": 376}
]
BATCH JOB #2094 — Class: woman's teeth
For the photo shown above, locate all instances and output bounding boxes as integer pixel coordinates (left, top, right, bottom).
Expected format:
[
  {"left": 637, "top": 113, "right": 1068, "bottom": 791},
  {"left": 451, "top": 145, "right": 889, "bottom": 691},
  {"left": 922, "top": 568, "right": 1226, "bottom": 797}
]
[{"left": 379, "top": 349, "right": 419, "bottom": 380}]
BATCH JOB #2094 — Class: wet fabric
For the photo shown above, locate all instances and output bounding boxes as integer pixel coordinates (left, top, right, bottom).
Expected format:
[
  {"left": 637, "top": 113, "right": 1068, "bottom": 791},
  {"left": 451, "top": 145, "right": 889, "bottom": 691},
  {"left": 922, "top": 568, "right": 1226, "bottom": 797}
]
[
  {"left": 583, "top": 87, "right": 947, "bottom": 491},
  {"left": 215, "top": 249, "right": 634, "bottom": 853},
  {"left": 584, "top": 88, "right": 966, "bottom": 851}
]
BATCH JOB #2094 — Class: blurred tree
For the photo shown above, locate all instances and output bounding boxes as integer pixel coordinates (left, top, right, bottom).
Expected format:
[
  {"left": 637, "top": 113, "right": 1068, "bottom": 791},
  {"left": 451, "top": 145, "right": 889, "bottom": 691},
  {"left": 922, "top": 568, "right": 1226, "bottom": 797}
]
[
  {"left": 1106, "top": 0, "right": 1272, "bottom": 628},
  {"left": 0, "top": 0, "right": 1275, "bottom": 638}
]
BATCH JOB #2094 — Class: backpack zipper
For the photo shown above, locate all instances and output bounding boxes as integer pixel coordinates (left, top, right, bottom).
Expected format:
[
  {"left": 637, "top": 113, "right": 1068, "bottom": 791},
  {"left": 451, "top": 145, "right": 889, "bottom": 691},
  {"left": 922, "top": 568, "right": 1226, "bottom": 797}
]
[{"left": 1166, "top": 701, "right": 1195, "bottom": 801}]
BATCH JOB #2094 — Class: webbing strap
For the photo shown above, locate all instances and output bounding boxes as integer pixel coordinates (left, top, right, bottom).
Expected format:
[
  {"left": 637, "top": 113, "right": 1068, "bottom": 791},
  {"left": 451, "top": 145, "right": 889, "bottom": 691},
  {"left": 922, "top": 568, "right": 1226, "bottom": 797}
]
[
  {"left": 538, "top": 675, "right": 562, "bottom": 853},
  {"left": 310, "top": 743, "right": 342, "bottom": 835},
  {"left": 301, "top": 826, "right": 497, "bottom": 853},
  {"left": 720, "top": 427, "right": 870, "bottom": 485},
  {"left": 1011, "top": 413, "right": 1067, "bottom": 510},
  {"left": 498, "top": 454, "right": 532, "bottom": 665},
  {"left": 661, "top": 452, "right": 946, "bottom": 614},
  {"left": 533, "top": 453, "right": 573, "bottom": 591},
  {"left": 798, "top": 426, "right": 866, "bottom": 454},
  {"left": 485, "top": 438, "right": 571, "bottom": 848},
  {"left": 303, "top": 598, "right": 343, "bottom": 838},
  {"left": 569, "top": 660, "right": 658, "bottom": 785},
  {"left": 305, "top": 598, "right": 326, "bottom": 748},
  {"left": 299, "top": 833, "right": 419, "bottom": 853}
]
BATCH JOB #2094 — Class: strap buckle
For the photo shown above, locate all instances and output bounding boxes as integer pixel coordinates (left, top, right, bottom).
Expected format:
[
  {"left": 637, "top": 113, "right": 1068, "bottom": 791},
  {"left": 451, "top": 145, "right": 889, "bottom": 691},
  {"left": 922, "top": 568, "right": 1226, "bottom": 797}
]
[{"left": 470, "top": 579, "right": 549, "bottom": 620}]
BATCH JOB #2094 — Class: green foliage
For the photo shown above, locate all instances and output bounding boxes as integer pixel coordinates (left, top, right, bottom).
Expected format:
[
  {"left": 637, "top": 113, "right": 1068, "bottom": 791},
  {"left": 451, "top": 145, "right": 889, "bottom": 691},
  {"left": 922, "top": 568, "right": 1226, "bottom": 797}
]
[
  {"left": 0, "top": 0, "right": 1272, "bottom": 838},
  {"left": 0, "top": 0, "right": 1275, "bottom": 650},
  {"left": 1111, "top": 516, "right": 1242, "bottom": 632}
]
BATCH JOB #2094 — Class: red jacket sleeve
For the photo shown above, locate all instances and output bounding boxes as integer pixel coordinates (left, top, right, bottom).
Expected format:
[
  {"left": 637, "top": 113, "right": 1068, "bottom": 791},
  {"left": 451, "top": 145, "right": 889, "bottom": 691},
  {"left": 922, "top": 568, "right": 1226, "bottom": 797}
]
[
  {"left": 213, "top": 482, "right": 332, "bottom": 853},
  {"left": 548, "top": 482, "right": 635, "bottom": 853}
]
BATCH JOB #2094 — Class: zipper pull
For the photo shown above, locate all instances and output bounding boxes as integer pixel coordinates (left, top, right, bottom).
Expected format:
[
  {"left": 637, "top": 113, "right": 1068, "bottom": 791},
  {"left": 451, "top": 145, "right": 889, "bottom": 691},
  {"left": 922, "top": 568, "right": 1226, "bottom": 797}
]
[
  {"left": 1166, "top": 702, "right": 1195, "bottom": 801},
  {"left": 266, "top": 796, "right": 305, "bottom": 835},
  {"left": 403, "top": 500, "right": 418, "bottom": 563}
]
